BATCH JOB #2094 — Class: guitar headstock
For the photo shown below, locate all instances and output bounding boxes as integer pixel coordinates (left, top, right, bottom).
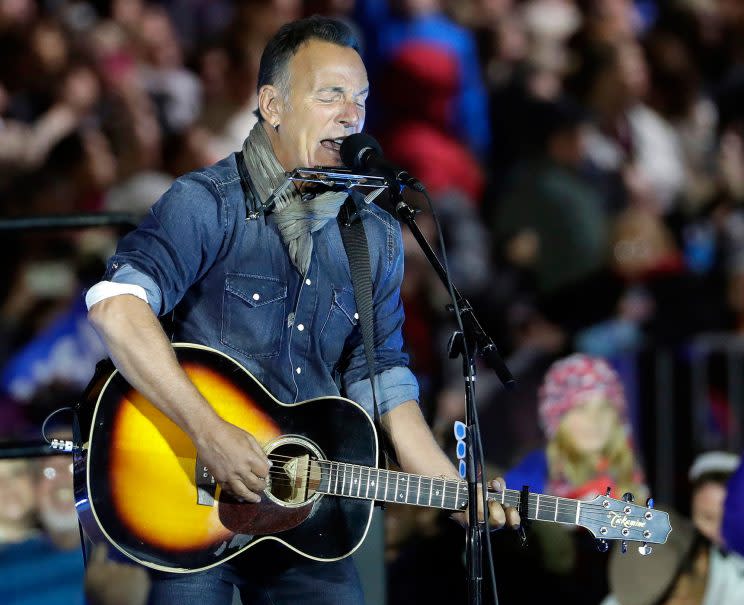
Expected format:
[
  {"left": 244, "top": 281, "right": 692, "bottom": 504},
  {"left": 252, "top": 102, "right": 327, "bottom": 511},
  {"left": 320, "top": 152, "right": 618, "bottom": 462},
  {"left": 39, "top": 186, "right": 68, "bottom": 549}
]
[{"left": 578, "top": 493, "right": 671, "bottom": 548}]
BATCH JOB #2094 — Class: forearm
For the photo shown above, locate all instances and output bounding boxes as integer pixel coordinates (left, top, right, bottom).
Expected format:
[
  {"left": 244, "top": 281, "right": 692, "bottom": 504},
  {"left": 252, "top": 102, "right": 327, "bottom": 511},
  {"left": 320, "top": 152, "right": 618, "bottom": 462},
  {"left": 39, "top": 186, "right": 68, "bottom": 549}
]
[
  {"left": 87, "top": 294, "right": 221, "bottom": 443},
  {"left": 381, "top": 400, "right": 459, "bottom": 480}
]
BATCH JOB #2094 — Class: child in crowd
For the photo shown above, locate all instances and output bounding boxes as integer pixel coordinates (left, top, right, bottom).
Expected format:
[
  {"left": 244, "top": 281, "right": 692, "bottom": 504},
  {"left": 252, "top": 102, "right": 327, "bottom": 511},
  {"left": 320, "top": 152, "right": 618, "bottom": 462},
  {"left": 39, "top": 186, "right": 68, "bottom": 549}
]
[
  {"left": 493, "top": 353, "right": 647, "bottom": 605},
  {"left": 506, "top": 353, "right": 646, "bottom": 501}
]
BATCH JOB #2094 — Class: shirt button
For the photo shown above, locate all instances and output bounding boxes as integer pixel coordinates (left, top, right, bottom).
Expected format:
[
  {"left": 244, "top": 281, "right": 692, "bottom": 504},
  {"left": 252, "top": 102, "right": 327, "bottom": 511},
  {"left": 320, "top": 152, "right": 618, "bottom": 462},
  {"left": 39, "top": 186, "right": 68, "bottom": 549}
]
[
  {"left": 297, "top": 324, "right": 305, "bottom": 331},
  {"left": 354, "top": 313, "right": 359, "bottom": 320},
  {"left": 252, "top": 293, "right": 260, "bottom": 301},
  {"left": 305, "top": 278, "right": 312, "bottom": 286},
  {"left": 295, "top": 367, "right": 302, "bottom": 374}
]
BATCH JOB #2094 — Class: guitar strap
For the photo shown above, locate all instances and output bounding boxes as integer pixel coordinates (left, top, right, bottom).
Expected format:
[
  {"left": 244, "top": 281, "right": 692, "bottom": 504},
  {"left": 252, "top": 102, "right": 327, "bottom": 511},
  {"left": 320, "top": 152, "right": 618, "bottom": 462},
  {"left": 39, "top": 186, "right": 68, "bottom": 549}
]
[
  {"left": 337, "top": 196, "right": 393, "bottom": 475},
  {"left": 336, "top": 195, "right": 380, "bottom": 428}
]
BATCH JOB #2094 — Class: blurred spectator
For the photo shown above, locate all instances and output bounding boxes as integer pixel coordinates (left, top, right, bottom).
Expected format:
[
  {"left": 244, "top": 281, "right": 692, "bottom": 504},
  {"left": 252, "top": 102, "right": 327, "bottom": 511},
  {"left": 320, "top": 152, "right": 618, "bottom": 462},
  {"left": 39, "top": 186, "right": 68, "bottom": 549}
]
[
  {"left": 0, "top": 64, "right": 100, "bottom": 187},
  {"left": 577, "top": 0, "right": 648, "bottom": 43},
  {"left": 643, "top": 26, "right": 719, "bottom": 211},
  {"left": 601, "top": 508, "right": 744, "bottom": 605},
  {"left": 137, "top": 5, "right": 202, "bottom": 135},
  {"left": 567, "top": 35, "right": 686, "bottom": 214},
  {"left": 196, "top": 35, "right": 262, "bottom": 159},
  {"left": 492, "top": 97, "right": 610, "bottom": 300},
  {"left": 506, "top": 353, "right": 646, "bottom": 500},
  {"left": 0, "top": 455, "right": 85, "bottom": 604},
  {"left": 355, "top": 0, "right": 491, "bottom": 157},
  {"left": 494, "top": 354, "right": 647, "bottom": 605},
  {"left": 0, "top": 458, "right": 36, "bottom": 544},
  {"left": 688, "top": 450, "right": 740, "bottom": 547},
  {"left": 377, "top": 41, "right": 485, "bottom": 203}
]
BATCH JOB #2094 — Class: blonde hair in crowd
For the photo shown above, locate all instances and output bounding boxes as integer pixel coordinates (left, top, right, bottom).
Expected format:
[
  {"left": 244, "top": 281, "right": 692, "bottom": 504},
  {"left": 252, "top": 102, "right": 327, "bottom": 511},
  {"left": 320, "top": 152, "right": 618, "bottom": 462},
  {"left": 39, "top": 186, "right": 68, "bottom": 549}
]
[{"left": 546, "top": 409, "right": 644, "bottom": 498}]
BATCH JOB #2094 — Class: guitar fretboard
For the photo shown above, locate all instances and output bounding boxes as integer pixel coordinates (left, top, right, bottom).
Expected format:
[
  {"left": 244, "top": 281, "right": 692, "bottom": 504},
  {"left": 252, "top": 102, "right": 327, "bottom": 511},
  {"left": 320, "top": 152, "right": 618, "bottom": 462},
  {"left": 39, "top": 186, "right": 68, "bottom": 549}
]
[{"left": 315, "top": 461, "right": 581, "bottom": 525}]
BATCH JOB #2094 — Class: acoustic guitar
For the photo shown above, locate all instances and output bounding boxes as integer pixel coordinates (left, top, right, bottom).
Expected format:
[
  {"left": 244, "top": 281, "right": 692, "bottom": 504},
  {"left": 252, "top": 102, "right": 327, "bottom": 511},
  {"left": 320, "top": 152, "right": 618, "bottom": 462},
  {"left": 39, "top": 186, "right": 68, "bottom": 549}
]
[{"left": 72, "top": 343, "right": 672, "bottom": 573}]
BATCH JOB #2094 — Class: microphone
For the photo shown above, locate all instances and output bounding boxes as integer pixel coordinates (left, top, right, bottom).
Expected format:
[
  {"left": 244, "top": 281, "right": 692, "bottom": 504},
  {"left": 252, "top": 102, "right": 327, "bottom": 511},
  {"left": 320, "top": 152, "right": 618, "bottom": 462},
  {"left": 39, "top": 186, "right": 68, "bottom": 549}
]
[{"left": 340, "top": 133, "right": 425, "bottom": 192}]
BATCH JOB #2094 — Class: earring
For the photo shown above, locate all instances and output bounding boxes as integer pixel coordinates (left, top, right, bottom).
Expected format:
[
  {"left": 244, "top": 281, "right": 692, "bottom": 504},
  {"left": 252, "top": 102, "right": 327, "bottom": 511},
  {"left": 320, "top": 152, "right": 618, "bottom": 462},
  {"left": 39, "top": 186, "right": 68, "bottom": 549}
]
[{"left": 273, "top": 122, "right": 280, "bottom": 132}]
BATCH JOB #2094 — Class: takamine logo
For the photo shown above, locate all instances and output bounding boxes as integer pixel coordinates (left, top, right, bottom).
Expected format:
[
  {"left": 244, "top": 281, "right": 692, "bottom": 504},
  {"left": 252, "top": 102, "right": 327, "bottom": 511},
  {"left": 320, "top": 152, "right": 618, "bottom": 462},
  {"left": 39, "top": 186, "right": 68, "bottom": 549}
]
[{"left": 608, "top": 511, "right": 646, "bottom": 529}]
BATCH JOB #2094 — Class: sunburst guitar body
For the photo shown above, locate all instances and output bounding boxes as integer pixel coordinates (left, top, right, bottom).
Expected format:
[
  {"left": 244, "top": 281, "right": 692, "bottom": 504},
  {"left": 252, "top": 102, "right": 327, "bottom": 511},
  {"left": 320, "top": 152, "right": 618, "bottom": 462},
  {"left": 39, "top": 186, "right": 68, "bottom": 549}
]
[
  {"left": 74, "top": 343, "right": 377, "bottom": 573},
  {"left": 73, "top": 343, "right": 672, "bottom": 574}
]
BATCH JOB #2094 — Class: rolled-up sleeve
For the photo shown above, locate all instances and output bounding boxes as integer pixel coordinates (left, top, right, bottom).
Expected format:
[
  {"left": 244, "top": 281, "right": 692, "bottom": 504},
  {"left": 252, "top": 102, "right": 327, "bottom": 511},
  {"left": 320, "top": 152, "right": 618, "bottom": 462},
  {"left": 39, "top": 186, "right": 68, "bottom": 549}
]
[
  {"left": 344, "top": 366, "right": 419, "bottom": 417},
  {"left": 100, "top": 171, "right": 233, "bottom": 316}
]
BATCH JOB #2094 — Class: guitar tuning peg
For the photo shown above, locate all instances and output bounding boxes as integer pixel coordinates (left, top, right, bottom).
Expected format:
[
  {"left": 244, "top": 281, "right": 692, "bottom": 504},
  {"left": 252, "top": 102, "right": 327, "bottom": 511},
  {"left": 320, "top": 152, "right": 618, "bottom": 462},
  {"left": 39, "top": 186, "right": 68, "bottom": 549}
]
[
  {"left": 621, "top": 540, "right": 628, "bottom": 554},
  {"left": 622, "top": 492, "right": 634, "bottom": 503},
  {"left": 596, "top": 539, "right": 609, "bottom": 553},
  {"left": 605, "top": 486, "right": 612, "bottom": 497},
  {"left": 646, "top": 497, "right": 655, "bottom": 509},
  {"left": 638, "top": 542, "right": 653, "bottom": 556}
]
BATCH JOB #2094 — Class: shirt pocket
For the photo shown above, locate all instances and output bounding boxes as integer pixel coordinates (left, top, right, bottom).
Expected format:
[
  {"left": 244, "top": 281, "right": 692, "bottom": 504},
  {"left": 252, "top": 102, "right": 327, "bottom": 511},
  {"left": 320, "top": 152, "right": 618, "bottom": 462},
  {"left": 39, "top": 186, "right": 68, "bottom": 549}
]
[
  {"left": 221, "top": 273, "right": 287, "bottom": 358},
  {"left": 320, "top": 287, "right": 359, "bottom": 365}
]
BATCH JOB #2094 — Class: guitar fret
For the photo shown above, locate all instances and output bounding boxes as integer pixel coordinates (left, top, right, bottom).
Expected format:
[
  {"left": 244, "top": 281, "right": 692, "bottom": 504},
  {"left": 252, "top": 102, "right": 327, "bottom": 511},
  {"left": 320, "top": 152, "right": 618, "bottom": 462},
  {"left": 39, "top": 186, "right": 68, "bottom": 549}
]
[
  {"left": 399, "top": 474, "right": 407, "bottom": 502},
  {"left": 318, "top": 462, "right": 589, "bottom": 531},
  {"left": 315, "top": 459, "right": 659, "bottom": 546}
]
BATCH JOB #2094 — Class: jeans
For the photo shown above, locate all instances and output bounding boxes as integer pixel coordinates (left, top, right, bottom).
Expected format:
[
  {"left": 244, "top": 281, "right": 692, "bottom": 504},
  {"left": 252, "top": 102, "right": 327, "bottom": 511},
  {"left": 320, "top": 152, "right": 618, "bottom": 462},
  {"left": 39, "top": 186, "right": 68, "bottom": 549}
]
[{"left": 146, "top": 550, "right": 365, "bottom": 605}]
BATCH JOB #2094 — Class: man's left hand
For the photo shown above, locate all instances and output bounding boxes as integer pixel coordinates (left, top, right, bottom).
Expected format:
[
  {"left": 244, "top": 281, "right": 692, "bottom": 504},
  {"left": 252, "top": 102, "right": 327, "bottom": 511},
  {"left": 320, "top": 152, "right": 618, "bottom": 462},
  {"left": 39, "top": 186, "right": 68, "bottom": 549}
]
[{"left": 452, "top": 478, "right": 521, "bottom": 530}]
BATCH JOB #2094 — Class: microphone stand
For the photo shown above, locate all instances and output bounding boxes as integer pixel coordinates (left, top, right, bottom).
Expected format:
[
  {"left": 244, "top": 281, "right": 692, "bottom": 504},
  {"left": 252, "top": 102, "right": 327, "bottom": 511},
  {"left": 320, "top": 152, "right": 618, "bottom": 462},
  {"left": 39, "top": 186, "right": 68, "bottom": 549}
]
[
  {"left": 265, "top": 164, "right": 516, "bottom": 603},
  {"left": 378, "top": 177, "right": 515, "bottom": 605}
]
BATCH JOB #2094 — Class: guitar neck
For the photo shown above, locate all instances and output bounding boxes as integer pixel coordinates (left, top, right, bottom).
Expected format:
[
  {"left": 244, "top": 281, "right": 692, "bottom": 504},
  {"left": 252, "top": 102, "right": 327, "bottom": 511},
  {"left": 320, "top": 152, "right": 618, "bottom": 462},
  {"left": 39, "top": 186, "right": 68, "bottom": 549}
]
[{"left": 316, "top": 461, "right": 582, "bottom": 525}]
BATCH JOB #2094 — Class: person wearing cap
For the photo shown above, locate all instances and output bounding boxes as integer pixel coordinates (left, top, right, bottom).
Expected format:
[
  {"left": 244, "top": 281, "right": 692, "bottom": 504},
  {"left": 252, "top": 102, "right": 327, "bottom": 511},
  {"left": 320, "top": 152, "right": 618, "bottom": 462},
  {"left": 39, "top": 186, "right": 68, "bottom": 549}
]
[
  {"left": 498, "top": 353, "right": 647, "bottom": 604},
  {"left": 506, "top": 353, "right": 646, "bottom": 502},
  {"left": 688, "top": 451, "right": 740, "bottom": 548},
  {"left": 601, "top": 509, "right": 744, "bottom": 605}
]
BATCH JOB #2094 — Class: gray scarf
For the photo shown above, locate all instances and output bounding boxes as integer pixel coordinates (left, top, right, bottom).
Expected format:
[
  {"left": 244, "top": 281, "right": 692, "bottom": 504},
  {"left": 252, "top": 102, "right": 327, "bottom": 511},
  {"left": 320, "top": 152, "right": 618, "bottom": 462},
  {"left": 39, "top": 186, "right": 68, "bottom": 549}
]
[{"left": 241, "top": 122, "right": 347, "bottom": 275}]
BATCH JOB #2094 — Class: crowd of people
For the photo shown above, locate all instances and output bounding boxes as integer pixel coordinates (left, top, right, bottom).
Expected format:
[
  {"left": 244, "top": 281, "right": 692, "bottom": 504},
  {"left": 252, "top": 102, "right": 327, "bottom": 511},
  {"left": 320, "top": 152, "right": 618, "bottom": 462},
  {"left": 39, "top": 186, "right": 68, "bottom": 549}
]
[{"left": 2, "top": 0, "right": 744, "bottom": 604}]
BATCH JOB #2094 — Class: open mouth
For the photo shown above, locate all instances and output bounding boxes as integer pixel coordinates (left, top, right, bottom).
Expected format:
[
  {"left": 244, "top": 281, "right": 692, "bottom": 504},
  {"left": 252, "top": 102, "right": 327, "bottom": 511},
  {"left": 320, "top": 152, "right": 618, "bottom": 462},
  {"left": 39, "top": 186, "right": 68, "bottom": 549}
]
[{"left": 320, "top": 137, "right": 345, "bottom": 152}]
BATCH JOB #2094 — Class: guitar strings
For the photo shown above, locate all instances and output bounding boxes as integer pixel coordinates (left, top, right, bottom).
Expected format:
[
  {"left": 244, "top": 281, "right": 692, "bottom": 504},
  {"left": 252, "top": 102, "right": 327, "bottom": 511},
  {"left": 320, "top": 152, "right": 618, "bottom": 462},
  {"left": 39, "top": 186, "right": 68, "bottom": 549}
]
[
  {"left": 260, "top": 457, "right": 648, "bottom": 513},
  {"left": 234, "top": 474, "right": 657, "bottom": 535},
  {"left": 254, "top": 469, "right": 652, "bottom": 521},
  {"left": 241, "top": 456, "right": 657, "bottom": 528}
]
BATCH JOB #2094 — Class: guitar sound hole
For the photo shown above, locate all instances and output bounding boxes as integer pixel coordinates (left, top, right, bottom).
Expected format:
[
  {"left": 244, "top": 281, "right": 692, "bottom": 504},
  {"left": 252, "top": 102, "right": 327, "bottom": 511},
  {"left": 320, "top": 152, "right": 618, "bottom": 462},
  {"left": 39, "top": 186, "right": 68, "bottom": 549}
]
[{"left": 265, "top": 441, "right": 321, "bottom": 506}]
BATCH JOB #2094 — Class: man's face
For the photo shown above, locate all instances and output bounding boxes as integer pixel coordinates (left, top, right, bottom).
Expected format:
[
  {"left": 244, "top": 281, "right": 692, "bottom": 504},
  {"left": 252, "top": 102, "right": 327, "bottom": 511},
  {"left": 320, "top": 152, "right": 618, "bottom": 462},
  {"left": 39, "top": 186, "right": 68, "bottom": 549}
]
[{"left": 269, "top": 39, "right": 368, "bottom": 170}]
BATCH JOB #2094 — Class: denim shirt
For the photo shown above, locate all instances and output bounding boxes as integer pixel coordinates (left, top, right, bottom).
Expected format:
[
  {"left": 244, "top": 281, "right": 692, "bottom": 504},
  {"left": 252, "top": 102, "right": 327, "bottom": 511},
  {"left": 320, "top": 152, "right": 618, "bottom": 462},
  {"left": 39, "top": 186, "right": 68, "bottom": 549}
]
[{"left": 103, "top": 153, "right": 418, "bottom": 418}]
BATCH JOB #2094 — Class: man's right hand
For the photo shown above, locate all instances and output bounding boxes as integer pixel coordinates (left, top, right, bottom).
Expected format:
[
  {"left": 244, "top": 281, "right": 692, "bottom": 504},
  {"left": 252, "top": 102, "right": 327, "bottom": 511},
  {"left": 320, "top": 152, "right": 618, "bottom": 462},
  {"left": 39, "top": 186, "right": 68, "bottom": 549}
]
[{"left": 194, "top": 419, "right": 272, "bottom": 503}]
